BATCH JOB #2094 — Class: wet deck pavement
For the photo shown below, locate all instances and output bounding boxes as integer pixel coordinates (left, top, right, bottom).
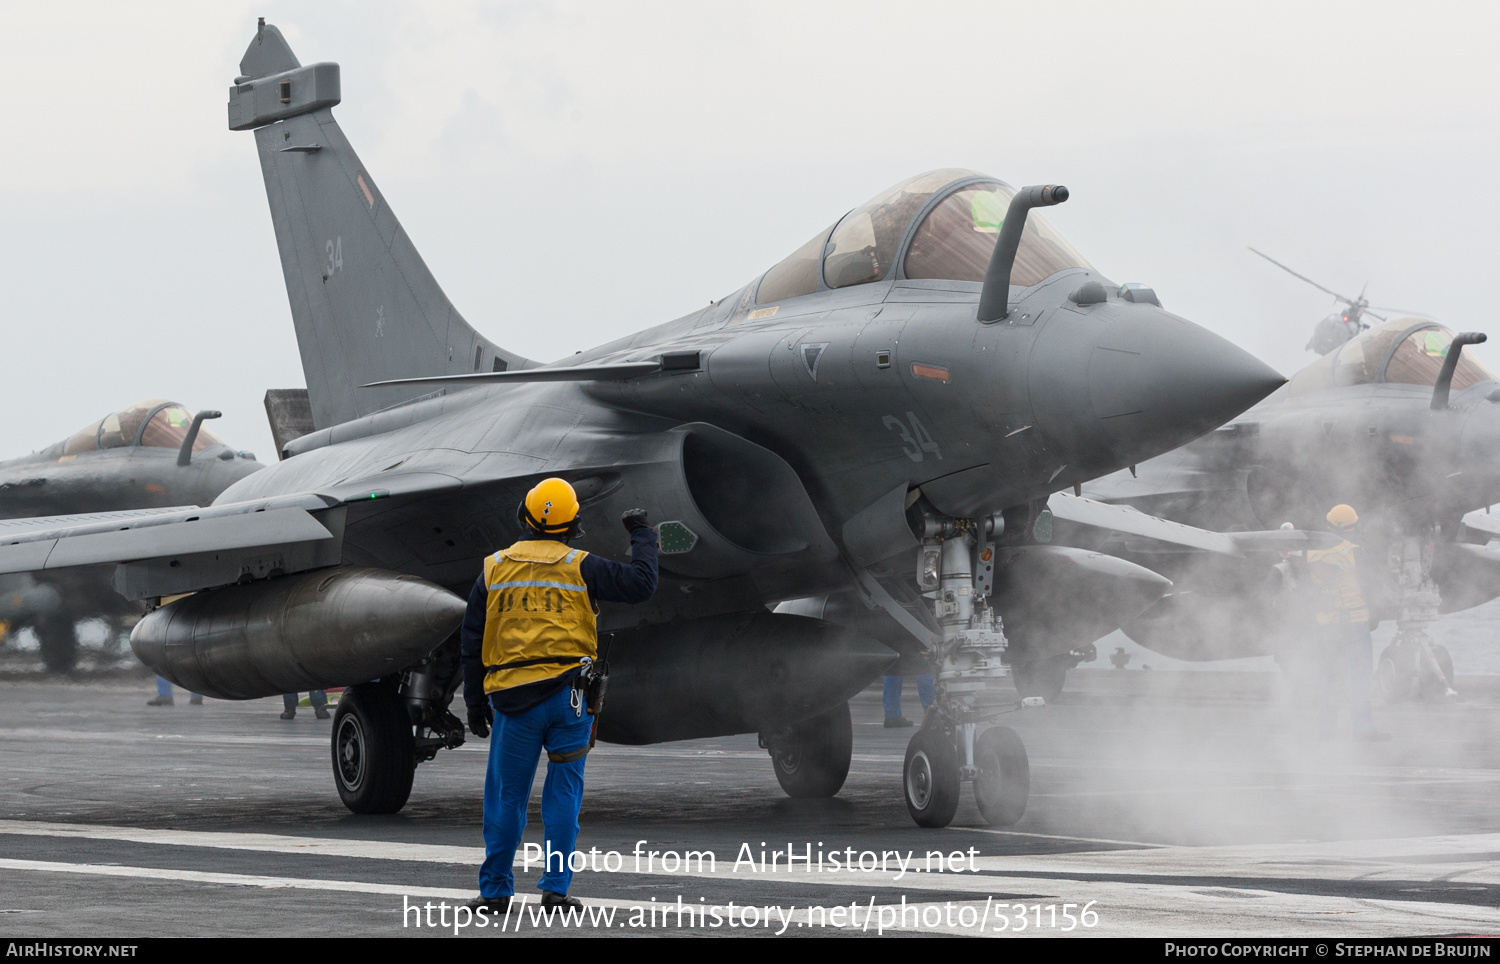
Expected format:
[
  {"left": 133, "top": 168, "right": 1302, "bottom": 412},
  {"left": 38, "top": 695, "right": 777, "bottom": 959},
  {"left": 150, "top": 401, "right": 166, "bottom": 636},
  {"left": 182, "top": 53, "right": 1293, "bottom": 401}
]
[{"left": 1, "top": 668, "right": 1498, "bottom": 937}]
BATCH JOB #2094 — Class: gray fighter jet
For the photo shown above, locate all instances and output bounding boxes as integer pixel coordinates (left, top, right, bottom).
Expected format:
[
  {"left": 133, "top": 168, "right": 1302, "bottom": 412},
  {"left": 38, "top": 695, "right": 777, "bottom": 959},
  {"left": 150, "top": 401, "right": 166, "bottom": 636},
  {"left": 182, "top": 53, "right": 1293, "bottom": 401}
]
[
  {"left": 0, "top": 22, "right": 1283, "bottom": 827},
  {"left": 0, "top": 400, "right": 262, "bottom": 671},
  {"left": 1083, "top": 317, "right": 1500, "bottom": 699}
]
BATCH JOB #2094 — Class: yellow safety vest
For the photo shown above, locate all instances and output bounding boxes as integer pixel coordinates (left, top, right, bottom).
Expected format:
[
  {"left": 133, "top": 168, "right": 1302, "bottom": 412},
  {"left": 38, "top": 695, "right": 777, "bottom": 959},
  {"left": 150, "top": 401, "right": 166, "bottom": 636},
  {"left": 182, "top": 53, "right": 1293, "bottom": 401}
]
[
  {"left": 480, "top": 540, "right": 597, "bottom": 694},
  {"left": 1305, "top": 538, "right": 1369, "bottom": 625}
]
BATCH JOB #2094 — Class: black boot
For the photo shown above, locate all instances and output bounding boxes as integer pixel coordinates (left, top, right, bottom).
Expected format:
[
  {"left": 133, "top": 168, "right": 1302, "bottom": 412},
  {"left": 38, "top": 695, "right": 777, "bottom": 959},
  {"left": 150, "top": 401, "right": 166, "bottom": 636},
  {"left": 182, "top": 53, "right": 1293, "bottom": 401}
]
[{"left": 465, "top": 895, "right": 513, "bottom": 916}]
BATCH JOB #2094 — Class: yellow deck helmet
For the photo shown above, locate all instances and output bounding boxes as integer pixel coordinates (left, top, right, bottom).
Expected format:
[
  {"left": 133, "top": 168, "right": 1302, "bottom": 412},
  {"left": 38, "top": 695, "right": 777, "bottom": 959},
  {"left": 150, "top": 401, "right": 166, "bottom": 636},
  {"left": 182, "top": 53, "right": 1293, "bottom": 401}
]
[
  {"left": 1326, "top": 504, "right": 1359, "bottom": 529},
  {"left": 520, "top": 477, "right": 581, "bottom": 536}
]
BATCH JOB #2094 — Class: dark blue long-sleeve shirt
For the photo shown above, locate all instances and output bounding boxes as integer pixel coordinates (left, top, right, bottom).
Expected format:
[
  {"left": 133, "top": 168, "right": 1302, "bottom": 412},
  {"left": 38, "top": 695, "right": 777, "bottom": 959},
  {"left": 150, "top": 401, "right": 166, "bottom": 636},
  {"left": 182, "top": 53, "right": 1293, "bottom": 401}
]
[{"left": 460, "top": 527, "right": 659, "bottom": 713}]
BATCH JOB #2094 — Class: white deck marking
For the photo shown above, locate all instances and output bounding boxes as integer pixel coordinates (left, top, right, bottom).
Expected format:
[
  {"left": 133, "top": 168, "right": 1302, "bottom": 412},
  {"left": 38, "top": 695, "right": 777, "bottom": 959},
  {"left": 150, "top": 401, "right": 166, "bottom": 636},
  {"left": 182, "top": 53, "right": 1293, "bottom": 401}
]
[
  {"left": 0, "top": 857, "right": 473, "bottom": 899},
  {"left": 1, "top": 727, "right": 325, "bottom": 748},
  {"left": 0, "top": 855, "right": 1495, "bottom": 937},
  {"left": 954, "top": 827, "right": 1162, "bottom": 849},
  {"left": 4, "top": 820, "right": 1500, "bottom": 935},
  {"left": 0, "top": 819, "right": 483, "bottom": 865}
]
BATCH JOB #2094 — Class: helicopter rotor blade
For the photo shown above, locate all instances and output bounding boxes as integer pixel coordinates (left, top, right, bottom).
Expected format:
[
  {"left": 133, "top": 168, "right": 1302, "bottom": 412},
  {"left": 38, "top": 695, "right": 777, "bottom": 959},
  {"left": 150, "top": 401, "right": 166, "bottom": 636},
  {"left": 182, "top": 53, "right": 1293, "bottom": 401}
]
[{"left": 1246, "top": 246, "right": 1358, "bottom": 305}]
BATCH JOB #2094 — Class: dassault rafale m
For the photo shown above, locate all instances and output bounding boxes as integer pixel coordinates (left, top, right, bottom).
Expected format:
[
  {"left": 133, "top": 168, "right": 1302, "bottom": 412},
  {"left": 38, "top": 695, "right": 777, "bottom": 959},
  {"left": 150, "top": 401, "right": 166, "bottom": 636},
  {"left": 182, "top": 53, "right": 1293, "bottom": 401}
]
[
  {"left": 0, "top": 400, "right": 261, "bottom": 671},
  {"left": 1083, "top": 316, "right": 1500, "bottom": 699},
  {"left": 0, "top": 22, "right": 1283, "bottom": 828}
]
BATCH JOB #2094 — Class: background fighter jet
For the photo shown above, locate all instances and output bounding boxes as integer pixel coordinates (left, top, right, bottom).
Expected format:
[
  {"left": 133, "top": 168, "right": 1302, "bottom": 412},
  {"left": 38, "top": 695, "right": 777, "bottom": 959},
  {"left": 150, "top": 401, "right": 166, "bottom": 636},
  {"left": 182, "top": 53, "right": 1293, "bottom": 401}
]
[
  {"left": 0, "top": 22, "right": 1282, "bottom": 828},
  {"left": 1083, "top": 317, "right": 1500, "bottom": 699},
  {"left": 0, "top": 400, "right": 262, "bottom": 672}
]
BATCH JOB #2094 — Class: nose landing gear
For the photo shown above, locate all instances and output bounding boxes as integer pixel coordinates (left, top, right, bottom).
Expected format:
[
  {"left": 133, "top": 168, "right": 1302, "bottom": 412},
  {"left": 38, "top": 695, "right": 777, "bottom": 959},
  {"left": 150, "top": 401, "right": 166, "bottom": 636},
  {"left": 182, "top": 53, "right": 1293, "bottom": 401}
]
[
  {"left": 895, "top": 527, "right": 1034, "bottom": 828},
  {"left": 1380, "top": 528, "right": 1458, "bottom": 702}
]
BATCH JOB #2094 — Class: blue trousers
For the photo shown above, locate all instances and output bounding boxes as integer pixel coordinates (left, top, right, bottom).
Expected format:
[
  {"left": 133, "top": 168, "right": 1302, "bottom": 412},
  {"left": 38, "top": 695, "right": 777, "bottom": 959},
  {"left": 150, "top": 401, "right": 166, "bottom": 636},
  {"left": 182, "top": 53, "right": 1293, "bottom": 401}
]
[
  {"left": 156, "top": 676, "right": 202, "bottom": 701},
  {"left": 283, "top": 691, "right": 327, "bottom": 710},
  {"left": 1318, "top": 622, "right": 1376, "bottom": 736},
  {"left": 883, "top": 674, "right": 935, "bottom": 719},
  {"left": 479, "top": 683, "right": 592, "bottom": 898}
]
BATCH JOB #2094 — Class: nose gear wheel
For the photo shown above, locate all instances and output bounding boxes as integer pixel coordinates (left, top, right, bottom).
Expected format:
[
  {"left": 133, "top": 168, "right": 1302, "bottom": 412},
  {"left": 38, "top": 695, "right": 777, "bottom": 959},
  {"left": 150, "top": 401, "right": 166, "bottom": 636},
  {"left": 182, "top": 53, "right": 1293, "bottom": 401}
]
[
  {"left": 972, "top": 725, "right": 1029, "bottom": 826},
  {"left": 903, "top": 726, "right": 959, "bottom": 827}
]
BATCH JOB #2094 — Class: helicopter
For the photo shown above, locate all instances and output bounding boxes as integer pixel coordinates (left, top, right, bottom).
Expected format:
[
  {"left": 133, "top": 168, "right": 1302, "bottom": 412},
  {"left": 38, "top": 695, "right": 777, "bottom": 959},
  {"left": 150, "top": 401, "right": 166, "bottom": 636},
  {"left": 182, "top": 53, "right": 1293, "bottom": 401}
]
[{"left": 1248, "top": 246, "right": 1421, "bottom": 356}]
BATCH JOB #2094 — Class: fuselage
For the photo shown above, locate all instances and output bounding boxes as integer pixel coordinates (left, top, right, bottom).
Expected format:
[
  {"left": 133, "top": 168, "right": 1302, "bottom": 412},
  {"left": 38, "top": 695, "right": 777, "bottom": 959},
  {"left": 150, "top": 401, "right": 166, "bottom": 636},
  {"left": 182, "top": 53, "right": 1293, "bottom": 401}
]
[
  {"left": 0, "top": 399, "right": 263, "bottom": 521},
  {"left": 0, "top": 446, "right": 261, "bottom": 520},
  {"left": 0, "top": 400, "right": 263, "bottom": 636},
  {"left": 220, "top": 264, "right": 1281, "bottom": 612}
]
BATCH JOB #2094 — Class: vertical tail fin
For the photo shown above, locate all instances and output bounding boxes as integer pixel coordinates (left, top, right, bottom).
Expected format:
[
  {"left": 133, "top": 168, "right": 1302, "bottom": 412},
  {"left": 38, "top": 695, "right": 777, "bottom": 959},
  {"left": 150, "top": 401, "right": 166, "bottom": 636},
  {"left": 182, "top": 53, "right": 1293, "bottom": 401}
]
[{"left": 230, "top": 22, "right": 531, "bottom": 429}]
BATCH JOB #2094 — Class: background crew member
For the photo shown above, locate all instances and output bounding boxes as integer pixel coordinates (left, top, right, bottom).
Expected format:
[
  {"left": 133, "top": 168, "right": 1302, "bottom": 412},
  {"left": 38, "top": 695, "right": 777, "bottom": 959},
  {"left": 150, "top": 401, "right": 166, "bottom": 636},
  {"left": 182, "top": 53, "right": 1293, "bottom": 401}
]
[
  {"left": 279, "top": 690, "right": 329, "bottom": 720},
  {"left": 460, "top": 478, "right": 658, "bottom": 913},
  {"left": 148, "top": 675, "right": 202, "bottom": 707},
  {"left": 882, "top": 672, "right": 934, "bottom": 727},
  {"left": 1305, "top": 503, "right": 1388, "bottom": 741}
]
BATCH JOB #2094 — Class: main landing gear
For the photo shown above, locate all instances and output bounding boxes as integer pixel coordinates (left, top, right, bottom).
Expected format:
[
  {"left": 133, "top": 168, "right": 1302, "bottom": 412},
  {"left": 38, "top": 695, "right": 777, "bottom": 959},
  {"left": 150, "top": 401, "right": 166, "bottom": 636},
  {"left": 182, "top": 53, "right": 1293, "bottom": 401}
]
[
  {"left": 330, "top": 639, "right": 467, "bottom": 814},
  {"left": 332, "top": 681, "right": 415, "bottom": 814},
  {"left": 899, "top": 528, "right": 1032, "bottom": 828},
  {"left": 762, "top": 701, "right": 854, "bottom": 798}
]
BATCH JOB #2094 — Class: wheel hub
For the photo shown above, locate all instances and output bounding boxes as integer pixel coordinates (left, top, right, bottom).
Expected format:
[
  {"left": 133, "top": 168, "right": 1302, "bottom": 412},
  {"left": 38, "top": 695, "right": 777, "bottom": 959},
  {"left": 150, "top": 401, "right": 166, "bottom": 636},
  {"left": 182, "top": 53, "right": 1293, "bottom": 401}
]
[
  {"left": 336, "top": 716, "right": 366, "bottom": 791},
  {"left": 906, "top": 749, "right": 933, "bottom": 809},
  {"left": 775, "top": 746, "right": 801, "bottom": 775}
]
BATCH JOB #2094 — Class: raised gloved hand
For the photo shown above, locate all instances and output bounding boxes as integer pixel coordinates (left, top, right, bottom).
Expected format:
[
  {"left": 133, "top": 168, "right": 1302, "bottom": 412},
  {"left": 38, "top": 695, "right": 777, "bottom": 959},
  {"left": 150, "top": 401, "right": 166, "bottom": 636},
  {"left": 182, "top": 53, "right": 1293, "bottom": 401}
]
[
  {"left": 468, "top": 703, "right": 493, "bottom": 739},
  {"left": 621, "top": 508, "right": 650, "bottom": 533}
]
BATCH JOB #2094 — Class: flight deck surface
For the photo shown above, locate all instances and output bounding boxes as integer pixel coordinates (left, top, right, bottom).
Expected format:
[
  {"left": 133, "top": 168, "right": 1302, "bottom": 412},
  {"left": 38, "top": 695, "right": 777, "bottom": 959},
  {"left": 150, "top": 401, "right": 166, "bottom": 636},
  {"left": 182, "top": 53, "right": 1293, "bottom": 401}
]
[{"left": 0, "top": 669, "right": 1497, "bottom": 938}]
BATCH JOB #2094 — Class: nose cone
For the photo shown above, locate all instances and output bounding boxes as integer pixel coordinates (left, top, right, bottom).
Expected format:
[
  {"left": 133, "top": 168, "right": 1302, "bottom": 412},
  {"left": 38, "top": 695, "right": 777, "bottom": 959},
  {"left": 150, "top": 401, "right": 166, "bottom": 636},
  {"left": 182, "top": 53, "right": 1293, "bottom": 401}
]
[{"left": 1087, "top": 308, "right": 1284, "bottom": 457}]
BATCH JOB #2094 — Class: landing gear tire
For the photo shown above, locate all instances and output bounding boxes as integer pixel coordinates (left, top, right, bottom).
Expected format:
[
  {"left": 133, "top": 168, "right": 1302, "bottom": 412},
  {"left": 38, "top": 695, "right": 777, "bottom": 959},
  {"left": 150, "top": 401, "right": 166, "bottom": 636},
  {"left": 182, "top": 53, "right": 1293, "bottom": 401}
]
[
  {"left": 1377, "top": 643, "right": 1416, "bottom": 703},
  {"left": 36, "top": 617, "right": 77, "bottom": 674},
  {"left": 1012, "top": 656, "right": 1066, "bottom": 703},
  {"left": 904, "top": 727, "right": 959, "bottom": 828},
  {"left": 771, "top": 702, "right": 852, "bottom": 798},
  {"left": 973, "top": 726, "right": 1029, "bottom": 827},
  {"left": 332, "top": 681, "right": 415, "bottom": 814}
]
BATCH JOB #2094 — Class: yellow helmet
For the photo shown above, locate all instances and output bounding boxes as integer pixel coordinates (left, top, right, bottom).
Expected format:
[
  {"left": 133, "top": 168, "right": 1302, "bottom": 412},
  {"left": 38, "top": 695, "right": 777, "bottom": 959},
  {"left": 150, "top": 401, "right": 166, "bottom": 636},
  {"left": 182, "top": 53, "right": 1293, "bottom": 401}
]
[
  {"left": 520, "top": 478, "right": 580, "bottom": 536},
  {"left": 1326, "top": 504, "right": 1359, "bottom": 529}
]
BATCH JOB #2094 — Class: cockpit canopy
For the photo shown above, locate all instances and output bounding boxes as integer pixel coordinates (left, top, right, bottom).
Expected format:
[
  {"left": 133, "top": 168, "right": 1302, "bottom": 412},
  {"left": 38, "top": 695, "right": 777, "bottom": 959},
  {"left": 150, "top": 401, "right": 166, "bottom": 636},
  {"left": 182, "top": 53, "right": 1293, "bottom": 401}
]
[
  {"left": 1286, "top": 320, "right": 1498, "bottom": 397},
  {"left": 62, "top": 400, "right": 223, "bottom": 455},
  {"left": 755, "top": 169, "right": 1095, "bottom": 305}
]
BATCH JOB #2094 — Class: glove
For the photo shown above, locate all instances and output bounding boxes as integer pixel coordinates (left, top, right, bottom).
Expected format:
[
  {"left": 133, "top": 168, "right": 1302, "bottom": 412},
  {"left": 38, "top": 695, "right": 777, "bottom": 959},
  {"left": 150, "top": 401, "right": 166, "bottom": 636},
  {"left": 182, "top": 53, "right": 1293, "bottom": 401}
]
[
  {"left": 468, "top": 703, "right": 493, "bottom": 739},
  {"left": 621, "top": 508, "right": 650, "bottom": 533}
]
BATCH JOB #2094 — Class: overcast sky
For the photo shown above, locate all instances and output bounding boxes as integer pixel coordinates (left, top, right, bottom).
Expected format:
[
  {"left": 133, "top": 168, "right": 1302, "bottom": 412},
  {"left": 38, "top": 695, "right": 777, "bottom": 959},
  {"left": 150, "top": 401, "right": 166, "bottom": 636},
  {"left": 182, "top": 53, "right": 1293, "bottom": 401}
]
[{"left": 3, "top": 1, "right": 1498, "bottom": 464}]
